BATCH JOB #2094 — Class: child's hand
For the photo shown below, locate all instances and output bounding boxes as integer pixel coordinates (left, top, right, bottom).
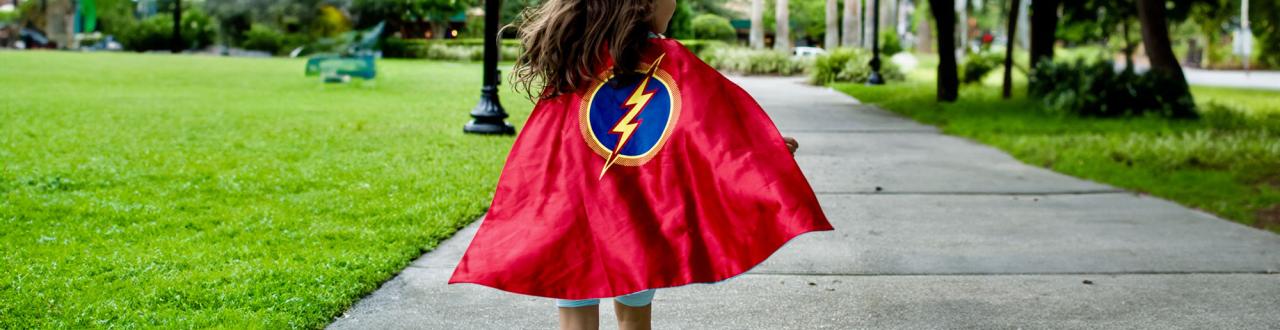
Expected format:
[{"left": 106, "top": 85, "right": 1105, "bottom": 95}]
[{"left": 782, "top": 136, "right": 799, "bottom": 155}]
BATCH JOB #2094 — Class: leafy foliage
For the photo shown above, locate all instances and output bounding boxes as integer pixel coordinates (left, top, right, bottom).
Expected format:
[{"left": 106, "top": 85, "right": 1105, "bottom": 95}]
[
  {"left": 1028, "top": 59, "right": 1198, "bottom": 118},
  {"left": 240, "top": 24, "right": 287, "bottom": 54},
  {"left": 702, "top": 47, "right": 808, "bottom": 76},
  {"left": 1251, "top": 0, "right": 1280, "bottom": 68},
  {"left": 349, "top": 0, "right": 474, "bottom": 32},
  {"left": 666, "top": 1, "right": 696, "bottom": 39},
  {"left": 115, "top": 8, "right": 217, "bottom": 52},
  {"left": 810, "top": 48, "right": 905, "bottom": 85},
  {"left": 691, "top": 14, "right": 737, "bottom": 42},
  {"left": 960, "top": 51, "right": 1003, "bottom": 84},
  {"left": 379, "top": 38, "right": 522, "bottom": 61},
  {"left": 880, "top": 30, "right": 903, "bottom": 55}
]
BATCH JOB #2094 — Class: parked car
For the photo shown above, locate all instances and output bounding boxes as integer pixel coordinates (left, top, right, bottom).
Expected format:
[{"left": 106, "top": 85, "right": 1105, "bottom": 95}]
[{"left": 793, "top": 46, "right": 827, "bottom": 58}]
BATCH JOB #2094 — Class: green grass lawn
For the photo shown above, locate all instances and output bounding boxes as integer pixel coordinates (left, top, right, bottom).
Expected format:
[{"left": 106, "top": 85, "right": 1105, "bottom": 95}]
[
  {"left": 0, "top": 51, "right": 533, "bottom": 328},
  {"left": 834, "top": 59, "right": 1280, "bottom": 233}
]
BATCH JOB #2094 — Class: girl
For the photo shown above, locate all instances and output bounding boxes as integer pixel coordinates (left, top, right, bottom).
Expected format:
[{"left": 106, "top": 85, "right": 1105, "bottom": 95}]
[{"left": 449, "top": 1, "right": 832, "bottom": 329}]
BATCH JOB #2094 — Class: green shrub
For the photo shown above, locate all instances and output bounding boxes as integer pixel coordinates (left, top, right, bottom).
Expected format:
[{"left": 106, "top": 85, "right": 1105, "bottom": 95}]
[
  {"left": 961, "top": 51, "right": 1003, "bottom": 84},
  {"left": 679, "top": 39, "right": 728, "bottom": 58},
  {"left": 0, "top": 9, "right": 18, "bottom": 23},
  {"left": 1029, "top": 59, "right": 1197, "bottom": 118},
  {"left": 425, "top": 43, "right": 484, "bottom": 61},
  {"left": 423, "top": 38, "right": 523, "bottom": 48},
  {"left": 241, "top": 24, "right": 285, "bottom": 54},
  {"left": 380, "top": 37, "right": 427, "bottom": 58},
  {"left": 379, "top": 38, "right": 522, "bottom": 61},
  {"left": 810, "top": 48, "right": 904, "bottom": 84},
  {"left": 180, "top": 8, "right": 217, "bottom": 50},
  {"left": 880, "top": 30, "right": 902, "bottom": 55},
  {"left": 666, "top": 1, "right": 695, "bottom": 39},
  {"left": 115, "top": 9, "right": 217, "bottom": 52},
  {"left": 703, "top": 47, "right": 806, "bottom": 76},
  {"left": 116, "top": 16, "right": 172, "bottom": 51},
  {"left": 691, "top": 14, "right": 736, "bottom": 42}
]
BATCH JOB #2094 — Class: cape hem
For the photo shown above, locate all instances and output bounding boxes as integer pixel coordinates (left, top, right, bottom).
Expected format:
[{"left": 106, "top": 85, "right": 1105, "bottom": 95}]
[{"left": 446, "top": 224, "right": 835, "bottom": 300}]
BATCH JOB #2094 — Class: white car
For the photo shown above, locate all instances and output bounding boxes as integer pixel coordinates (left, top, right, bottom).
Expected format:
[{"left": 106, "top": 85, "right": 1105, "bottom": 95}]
[{"left": 792, "top": 46, "right": 827, "bottom": 58}]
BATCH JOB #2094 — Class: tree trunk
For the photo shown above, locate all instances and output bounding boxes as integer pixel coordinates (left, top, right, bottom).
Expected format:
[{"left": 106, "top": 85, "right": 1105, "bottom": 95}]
[
  {"left": 775, "top": 0, "right": 792, "bottom": 51},
  {"left": 751, "top": 0, "right": 765, "bottom": 49},
  {"left": 1136, "top": 0, "right": 1185, "bottom": 80},
  {"left": 1002, "top": 0, "right": 1021, "bottom": 99},
  {"left": 826, "top": 0, "right": 839, "bottom": 48},
  {"left": 1028, "top": 0, "right": 1057, "bottom": 68},
  {"left": 842, "top": 0, "right": 859, "bottom": 47},
  {"left": 930, "top": 0, "right": 959, "bottom": 102},
  {"left": 1136, "top": 0, "right": 1196, "bottom": 117},
  {"left": 171, "top": 0, "right": 182, "bottom": 53}
]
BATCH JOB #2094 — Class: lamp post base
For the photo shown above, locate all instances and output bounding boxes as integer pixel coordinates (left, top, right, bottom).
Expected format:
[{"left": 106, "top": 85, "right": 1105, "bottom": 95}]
[
  {"left": 464, "top": 120, "right": 515, "bottom": 135},
  {"left": 464, "top": 86, "right": 515, "bottom": 135},
  {"left": 867, "top": 72, "right": 885, "bottom": 85},
  {"left": 867, "top": 57, "right": 886, "bottom": 85}
]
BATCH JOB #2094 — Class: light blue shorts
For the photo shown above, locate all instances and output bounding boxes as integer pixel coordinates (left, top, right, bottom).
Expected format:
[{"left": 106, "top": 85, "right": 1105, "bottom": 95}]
[{"left": 556, "top": 289, "right": 656, "bottom": 308}]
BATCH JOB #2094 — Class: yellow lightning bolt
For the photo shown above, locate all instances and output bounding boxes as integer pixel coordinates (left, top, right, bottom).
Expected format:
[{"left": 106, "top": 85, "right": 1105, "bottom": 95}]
[{"left": 600, "top": 53, "right": 666, "bottom": 179}]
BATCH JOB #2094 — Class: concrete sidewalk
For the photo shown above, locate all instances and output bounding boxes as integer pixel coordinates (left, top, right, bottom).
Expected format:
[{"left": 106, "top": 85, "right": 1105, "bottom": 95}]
[{"left": 328, "top": 77, "right": 1280, "bottom": 329}]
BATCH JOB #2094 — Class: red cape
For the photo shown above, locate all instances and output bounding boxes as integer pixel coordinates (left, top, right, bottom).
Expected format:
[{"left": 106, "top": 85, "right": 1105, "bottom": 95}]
[{"left": 449, "top": 38, "right": 833, "bottom": 299}]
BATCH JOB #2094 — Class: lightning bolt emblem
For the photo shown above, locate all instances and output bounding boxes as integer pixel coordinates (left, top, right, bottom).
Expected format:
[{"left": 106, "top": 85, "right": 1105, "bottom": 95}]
[{"left": 600, "top": 53, "right": 666, "bottom": 179}]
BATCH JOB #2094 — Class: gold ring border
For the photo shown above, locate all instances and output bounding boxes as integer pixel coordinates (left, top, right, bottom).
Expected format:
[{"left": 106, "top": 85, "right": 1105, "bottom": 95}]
[{"left": 577, "top": 65, "right": 682, "bottom": 167}]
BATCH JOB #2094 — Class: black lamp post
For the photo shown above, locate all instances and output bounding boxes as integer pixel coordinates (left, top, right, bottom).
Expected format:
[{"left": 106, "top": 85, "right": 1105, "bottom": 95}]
[
  {"left": 866, "top": 0, "right": 885, "bottom": 85},
  {"left": 171, "top": 0, "right": 183, "bottom": 54},
  {"left": 464, "top": 0, "right": 516, "bottom": 135}
]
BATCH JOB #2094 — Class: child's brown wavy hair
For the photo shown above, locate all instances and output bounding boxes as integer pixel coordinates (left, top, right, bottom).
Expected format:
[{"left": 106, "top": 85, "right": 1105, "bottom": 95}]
[{"left": 510, "top": 0, "right": 656, "bottom": 100}]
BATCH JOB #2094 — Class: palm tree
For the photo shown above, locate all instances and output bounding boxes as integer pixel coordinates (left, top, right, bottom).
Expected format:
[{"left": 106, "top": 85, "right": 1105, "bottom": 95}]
[
  {"left": 842, "top": 0, "right": 860, "bottom": 46},
  {"left": 751, "top": 0, "right": 765, "bottom": 49},
  {"left": 775, "top": 0, "right": 792, "bottom": 51},
  {"left": 826, "top": 0, "right": 839, "bottom": 49}
]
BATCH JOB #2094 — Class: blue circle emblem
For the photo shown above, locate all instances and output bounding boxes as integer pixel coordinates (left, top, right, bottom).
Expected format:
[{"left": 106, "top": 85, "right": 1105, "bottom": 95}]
[{"left": 580, "top": 70, "right": 681, "bottom": 165}]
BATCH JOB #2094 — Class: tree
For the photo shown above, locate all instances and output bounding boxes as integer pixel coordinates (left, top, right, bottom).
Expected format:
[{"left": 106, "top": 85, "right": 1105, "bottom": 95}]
[
  {"left": 775, "top": 0, "right": 792, "bottom": 51},
  {"left": 1253, "top": 0, "right": 1280, "bottom": 68},
  {"left": 1059, "top": 0, "right": 1139, "bottom": 70},
  {"left": 842, "top": 0, "right": 859, "bottom": 46},
  {"left": 666, "top": 1, "right": 695, "bottom": 39},
  {"left": 685, "top": 0, "right": 734, "bottom": 17},
  {"left": 1188, "top": 0, "right": 1234, "bottom": 68},
  {"left": 1028, "top": 0, "right": 1057, "bottom": 68},
  {"left": 1002, "top": 0, "right": 1021, "bottom": 99},
  {"left": 1136, "top": 0, "right": 1195, "bottom": 117},
  {"left": 751, "top": 0, "right": 765, "bottom": 48},
  {"left": 826, "top": 0, "right": 839, "bottom": 48},
  {"left": 350, "top": 0, "right": 474, "bottom": 39},
  {"left": 929, "top": 0, "right": 958, "bottom": 101},
  {"left": 692, "top": 14, "right": 737, "bottom": 42}
]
